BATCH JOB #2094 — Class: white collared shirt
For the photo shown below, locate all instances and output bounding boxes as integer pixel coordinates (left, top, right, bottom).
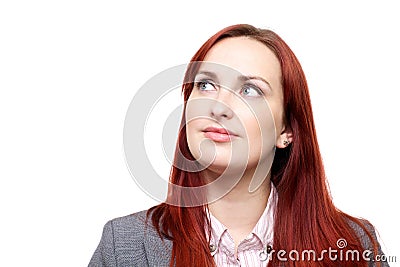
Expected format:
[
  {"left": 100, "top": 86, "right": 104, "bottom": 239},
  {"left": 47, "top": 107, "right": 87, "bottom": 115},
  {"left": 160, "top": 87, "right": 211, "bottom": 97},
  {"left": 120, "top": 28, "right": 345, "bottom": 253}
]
[{"left": 207, "top": 184, "right": 277, "bottom": 266}]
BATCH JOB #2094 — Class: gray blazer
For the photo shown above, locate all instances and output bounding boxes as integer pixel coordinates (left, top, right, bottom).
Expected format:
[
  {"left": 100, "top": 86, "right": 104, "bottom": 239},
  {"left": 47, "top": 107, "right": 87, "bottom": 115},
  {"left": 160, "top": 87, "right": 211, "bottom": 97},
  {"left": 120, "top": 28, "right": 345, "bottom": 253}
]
[{"left": 88, "top": 210, "right": 389, "bottom": 266}]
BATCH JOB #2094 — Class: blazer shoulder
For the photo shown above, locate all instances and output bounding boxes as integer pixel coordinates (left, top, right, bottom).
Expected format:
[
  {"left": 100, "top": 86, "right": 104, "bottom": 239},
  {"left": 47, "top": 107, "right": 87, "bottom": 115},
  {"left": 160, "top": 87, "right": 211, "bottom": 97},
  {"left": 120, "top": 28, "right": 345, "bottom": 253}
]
[
  {"left": 89, "top": 209, "right": 172, "bottom": 267},
  {"left": 347, "top": 218, "right": 390, "bottom": 266},
  {"left": 348, "top": 218, "right": 377, "bottom": 250},
  {"left": 88, "top": 210, "right": 152, "bottom": 267},
  {"left": 110, "top": 210, "right": 149, "bottom": 235}
]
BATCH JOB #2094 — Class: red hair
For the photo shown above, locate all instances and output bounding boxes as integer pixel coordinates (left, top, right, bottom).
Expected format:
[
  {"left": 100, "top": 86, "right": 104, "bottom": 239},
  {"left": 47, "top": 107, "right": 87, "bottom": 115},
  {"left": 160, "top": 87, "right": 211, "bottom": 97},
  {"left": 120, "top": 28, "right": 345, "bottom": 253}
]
[{"left": 148, "top": 24, "right": 380, "bottom": 267}]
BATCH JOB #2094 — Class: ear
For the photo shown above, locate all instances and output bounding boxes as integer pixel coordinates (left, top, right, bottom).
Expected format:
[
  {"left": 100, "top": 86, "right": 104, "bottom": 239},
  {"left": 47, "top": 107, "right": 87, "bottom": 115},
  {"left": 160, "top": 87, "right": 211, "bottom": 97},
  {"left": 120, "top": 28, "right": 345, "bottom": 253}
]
[{"left": 276, "top": 125, "right": 293, "bottom": 149}]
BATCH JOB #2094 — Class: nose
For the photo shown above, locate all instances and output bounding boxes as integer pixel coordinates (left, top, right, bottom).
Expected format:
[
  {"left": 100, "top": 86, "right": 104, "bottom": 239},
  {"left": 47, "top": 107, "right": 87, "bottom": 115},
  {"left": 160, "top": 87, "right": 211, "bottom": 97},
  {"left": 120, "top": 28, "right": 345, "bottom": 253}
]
[{"left": 210, "top": 88, "right": 234, "bottom": 120}]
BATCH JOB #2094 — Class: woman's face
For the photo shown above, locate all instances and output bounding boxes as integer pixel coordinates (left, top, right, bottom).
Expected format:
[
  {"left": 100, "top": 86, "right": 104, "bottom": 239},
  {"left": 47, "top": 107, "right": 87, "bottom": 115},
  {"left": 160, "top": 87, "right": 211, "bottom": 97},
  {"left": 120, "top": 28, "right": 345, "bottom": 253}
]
[{"left": 186, "top": 37, "right": 291, "bottom": 178}]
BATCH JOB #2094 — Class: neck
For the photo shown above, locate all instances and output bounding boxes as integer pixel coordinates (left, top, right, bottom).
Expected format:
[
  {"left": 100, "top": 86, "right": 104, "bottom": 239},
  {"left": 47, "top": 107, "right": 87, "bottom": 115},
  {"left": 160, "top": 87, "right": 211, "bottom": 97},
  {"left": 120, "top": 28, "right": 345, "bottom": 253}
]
[
  {"left": 204, "top": 168, "right": 272, "bottom": 254},
  {"left": 205, "top": 168, "right": 271, "bottom": 234}
]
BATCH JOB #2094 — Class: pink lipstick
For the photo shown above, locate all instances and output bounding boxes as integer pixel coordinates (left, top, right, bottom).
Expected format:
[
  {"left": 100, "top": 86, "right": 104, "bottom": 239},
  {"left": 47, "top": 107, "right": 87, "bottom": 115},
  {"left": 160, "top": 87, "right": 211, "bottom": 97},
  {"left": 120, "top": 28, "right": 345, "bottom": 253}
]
[{"left": 203, "top": 127, "right": 237, "bottom": 142}]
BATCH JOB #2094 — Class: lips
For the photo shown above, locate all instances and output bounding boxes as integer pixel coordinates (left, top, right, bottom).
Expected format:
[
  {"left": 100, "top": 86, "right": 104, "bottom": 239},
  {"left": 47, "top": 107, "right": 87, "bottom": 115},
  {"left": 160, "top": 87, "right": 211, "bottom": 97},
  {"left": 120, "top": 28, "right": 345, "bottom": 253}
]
[{"left": 202, "top": 126, "right": 237, "bottom": 142}]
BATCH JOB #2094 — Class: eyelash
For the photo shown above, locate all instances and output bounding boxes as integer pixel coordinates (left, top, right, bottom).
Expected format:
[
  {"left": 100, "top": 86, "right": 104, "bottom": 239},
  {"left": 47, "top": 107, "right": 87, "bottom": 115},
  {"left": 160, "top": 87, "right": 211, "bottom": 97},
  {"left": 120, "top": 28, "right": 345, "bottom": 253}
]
[
  {"left": 194, "top": 79, "right": 216, "bottom": 91},
  {"left": 194, "top": 79, "right": 264, "bottom": 97},
  {"left": 241, "top": 83, "right": 264, "bottom": 96}
]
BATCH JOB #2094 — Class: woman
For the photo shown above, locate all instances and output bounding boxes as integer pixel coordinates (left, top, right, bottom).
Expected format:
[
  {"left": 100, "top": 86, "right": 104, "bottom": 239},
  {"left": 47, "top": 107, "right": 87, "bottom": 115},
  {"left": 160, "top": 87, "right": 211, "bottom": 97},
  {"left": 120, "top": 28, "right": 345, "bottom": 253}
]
[{"left": 89, "top": 24, "right": 388, "bottom": 266}]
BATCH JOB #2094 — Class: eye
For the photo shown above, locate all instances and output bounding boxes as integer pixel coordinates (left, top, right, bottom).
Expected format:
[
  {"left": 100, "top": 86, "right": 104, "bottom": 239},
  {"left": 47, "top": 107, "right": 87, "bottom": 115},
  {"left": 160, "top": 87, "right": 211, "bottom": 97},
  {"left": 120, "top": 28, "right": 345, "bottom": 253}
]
[
  {"left": 241, "top": 84, "right": 263, "bottom": 97},
  {"left": 195, "top": 80, "right": 216, "bottom": 92}
]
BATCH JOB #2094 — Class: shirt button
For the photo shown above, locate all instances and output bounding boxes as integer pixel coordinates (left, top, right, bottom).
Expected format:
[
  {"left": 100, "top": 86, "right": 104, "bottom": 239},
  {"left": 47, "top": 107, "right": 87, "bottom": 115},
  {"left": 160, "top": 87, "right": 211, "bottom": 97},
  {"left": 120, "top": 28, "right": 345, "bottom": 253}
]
[{"left": 209, "top": 244, "right": 217, "bottom": 253}]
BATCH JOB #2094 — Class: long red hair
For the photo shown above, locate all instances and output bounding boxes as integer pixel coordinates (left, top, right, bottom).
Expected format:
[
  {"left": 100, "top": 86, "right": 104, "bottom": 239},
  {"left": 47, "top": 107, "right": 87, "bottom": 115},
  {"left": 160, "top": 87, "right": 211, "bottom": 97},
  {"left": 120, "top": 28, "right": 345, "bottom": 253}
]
[{"left": 148, "top": 24, "right": 379, "bottom": 267}]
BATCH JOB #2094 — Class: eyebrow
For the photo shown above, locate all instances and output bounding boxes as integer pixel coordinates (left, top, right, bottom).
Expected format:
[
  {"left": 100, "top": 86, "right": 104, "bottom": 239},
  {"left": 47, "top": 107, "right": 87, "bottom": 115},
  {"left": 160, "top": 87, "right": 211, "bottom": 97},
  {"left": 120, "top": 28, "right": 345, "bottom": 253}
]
[
  {"left": 195, "top": 71, "right": 218, "bottom": 80},
  {"left": 195, "top": 71, "right": 272, "bottom": 89},
  {"left": 238, "top": 75, "right": 272, "bottom": 89}
]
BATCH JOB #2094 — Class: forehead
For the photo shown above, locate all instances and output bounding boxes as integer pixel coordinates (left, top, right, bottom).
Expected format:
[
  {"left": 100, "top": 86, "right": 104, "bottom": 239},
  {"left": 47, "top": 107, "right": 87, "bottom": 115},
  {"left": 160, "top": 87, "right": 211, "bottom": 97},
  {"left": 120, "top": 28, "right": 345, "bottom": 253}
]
[{"left": 202, "top": 37, "right": 282, "bottom": 85}]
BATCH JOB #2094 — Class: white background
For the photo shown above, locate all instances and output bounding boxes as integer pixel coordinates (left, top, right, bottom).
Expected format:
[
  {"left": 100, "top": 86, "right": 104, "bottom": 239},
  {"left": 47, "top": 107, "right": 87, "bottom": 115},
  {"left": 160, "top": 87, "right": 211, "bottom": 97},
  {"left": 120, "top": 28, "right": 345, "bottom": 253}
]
[{"left": 1, "top": 1, "right": 399, "bottom": 266}]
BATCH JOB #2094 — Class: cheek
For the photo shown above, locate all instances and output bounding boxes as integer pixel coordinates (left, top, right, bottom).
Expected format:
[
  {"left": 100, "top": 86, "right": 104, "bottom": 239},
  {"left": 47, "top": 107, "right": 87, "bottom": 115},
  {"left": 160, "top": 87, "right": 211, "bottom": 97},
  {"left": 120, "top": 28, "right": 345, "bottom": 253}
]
[
  {"left": 186, "top": 119, "right": 219, "bottom": 167},
  {"left": 186, "top": 120, "right": 199, "bottom": 156},
  {"left": 238, "top": 103, "right": 277, "bottom": 164},
  {"left": 241, "top": 103, "right": 276, "bottom": 140},
  {"left": 243, "top": 118, "right": 262, "bottom": 143},
  {"left": 185, "top": 98, "right": 200, "bottom": 157},
  {"left": 185, "top": 94, "right": 211, "bottom": 120},
  {"left": 268, "top": 101, "right": 284, "bottom": 140}
]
